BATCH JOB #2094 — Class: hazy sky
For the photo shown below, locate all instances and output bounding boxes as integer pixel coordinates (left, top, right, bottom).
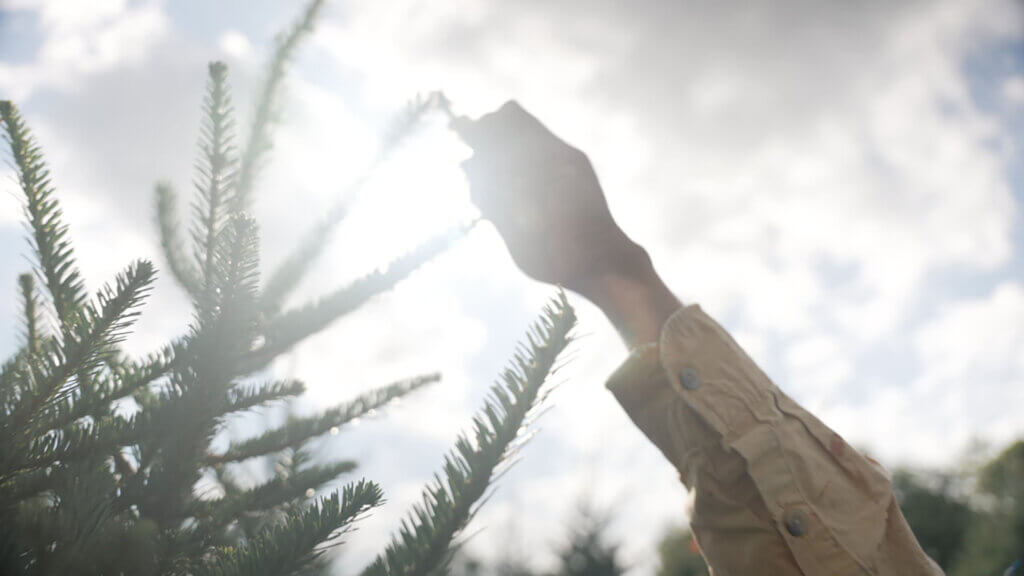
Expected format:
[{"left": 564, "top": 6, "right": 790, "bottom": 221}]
[{"left": 2, "top": 0, "right": 1023, "bottom": 572}]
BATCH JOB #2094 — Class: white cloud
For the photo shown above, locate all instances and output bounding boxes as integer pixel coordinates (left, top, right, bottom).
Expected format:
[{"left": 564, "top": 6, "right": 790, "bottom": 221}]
[
  {"left": 914, "top": 282, "right": 1024, "bottom": 441},
  {"left": 0, "top": 0, "right": 168, "bottom": 101},
  {"left": 784, "top": 334, "right": 852, "bottom": 406},
  {"left": 1004, "top": 75, "right": 1024, "bottom": 105},
  {"left": 4, "top": 0, "right": 134, "bottom": 31},
  {"left": 823, "top": 282, "right": 1024, "bottom": 468}
]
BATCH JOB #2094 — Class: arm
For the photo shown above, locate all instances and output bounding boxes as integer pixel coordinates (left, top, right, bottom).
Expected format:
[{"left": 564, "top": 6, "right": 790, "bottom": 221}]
[{"left": 454, "top": 101, "right": 943, "bottom": 575}]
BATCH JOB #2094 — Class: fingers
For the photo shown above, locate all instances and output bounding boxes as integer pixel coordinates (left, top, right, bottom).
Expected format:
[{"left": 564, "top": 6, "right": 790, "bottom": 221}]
[
  {"left": 453, "top": 100, "right": 578, "bottom": 232},
  {"left": 449, "top": 115, "right": 481, "bottom": 148},
  {"left": 460, "top": 154, "right": 518, "bottom": 221},
  {"left": 449, "top": 100, "right": 559, "bottom": 154},
  {"left": 453, "top": 101, "right": 527, "bottom": 219}
]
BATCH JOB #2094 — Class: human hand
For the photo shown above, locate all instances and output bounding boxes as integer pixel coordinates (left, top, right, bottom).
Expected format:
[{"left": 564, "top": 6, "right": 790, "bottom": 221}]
[
  {"left": 453, "top": 101, "right": 679, "bottom": 347},
  {"left": 452, "top": 100, "right": 646, "bottom": 298}
]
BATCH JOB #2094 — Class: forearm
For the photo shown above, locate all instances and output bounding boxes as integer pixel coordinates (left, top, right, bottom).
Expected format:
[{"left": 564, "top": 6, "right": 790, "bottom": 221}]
[{"left": 577, "top": 247, "right": 681, "bottom": 349}]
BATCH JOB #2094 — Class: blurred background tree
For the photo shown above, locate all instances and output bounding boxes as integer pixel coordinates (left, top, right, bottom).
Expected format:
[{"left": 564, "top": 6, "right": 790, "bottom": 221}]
[
  {"left": 950, "top": 440, "right": 1024, "bottom": 576},
  {"left": 450, "top": 500, "right": 625, "bottom": 576},
  {"left": 655, "top": 527, "right": 708, "bottom": 576},
  {"left": 551, "top": 503, "right": 626, "bottom": 576},
  {"left": 892, "top": 469, "right": 974, "bottom": 569},
  {"left": 858, "top": 441, "right": 1024, "bottom": 575}
]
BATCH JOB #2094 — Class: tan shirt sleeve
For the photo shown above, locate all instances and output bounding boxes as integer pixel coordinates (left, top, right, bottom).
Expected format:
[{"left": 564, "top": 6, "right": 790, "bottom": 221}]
[{"left": 606, "top": 305, "right": 943, "bottom": 576}]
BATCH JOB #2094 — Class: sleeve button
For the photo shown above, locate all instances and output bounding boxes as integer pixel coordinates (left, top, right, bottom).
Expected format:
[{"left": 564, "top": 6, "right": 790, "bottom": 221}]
[
  {"left": 784, "top": 509, "right": 809, "bottom": 537},
  {"left": 679, "top": 368, "right": 701, "bottom": 390}
]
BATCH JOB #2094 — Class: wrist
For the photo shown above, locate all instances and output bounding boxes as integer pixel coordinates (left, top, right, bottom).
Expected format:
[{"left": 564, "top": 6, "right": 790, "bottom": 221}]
[{"left": 577, "top": 248, "right": 681, "bottom": 349}]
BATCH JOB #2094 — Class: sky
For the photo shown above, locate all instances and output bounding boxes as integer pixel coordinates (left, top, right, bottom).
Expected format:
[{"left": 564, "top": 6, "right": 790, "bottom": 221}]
[{"left": 1, "top": 0, "right": 1023, "bottom": 573}]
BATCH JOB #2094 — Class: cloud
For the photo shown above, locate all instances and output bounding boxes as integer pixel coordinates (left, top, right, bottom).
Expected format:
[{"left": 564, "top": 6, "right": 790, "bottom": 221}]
[
  {"left": 0, "top": 0, "right": 168, "bottom": 101},
  {"left": 912, "top": 283, "right": 1024, "bottom": 456},
  {"left": 823, "top": 281, "right": 1024, "bottom": 468},
  {"left": 1005, "top": 75, "right": 1024, "bottom": 105}
]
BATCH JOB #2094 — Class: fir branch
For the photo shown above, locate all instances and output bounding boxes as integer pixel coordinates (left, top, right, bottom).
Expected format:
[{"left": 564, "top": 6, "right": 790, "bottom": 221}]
[
  {"left": 364, "top": 293, "right": 576, "bottom": 576},
  {"left": 136, "top": 219, "right": 262, "bottom": 528},
  {"left": 35, "top": 346, "right": 175, "bottom": 433},
  {"left": 29, "top": 460, "right": 123, "bottom": 574},
  {"left": 20, "top": 414, "right": 137, "bottom": 472},
  {"left": 196, "top": 480, "right": 383, "bottom": 576},
  {"left": 0, "top": 351, "right": 26, "bottom": 416},
  {"left": 0, "top": 464, "right": 53, "bottom": 503},
  {"left": 191, "top": 61, "right": 239, "bottom": 287},
  {"left": 108, "top": 346, "right": 178, "bottom": 399},
  {"left": 18, "top": 273, "right": 42, "bottom": 354},
  {"left": 196, "top": 213, "right": 262, "bottom": 366},
  {"left": 9, "top": 260, "right": 156, "bottom": 434},
  {"left": 1, "top": 101, "right": 87, "bottom": 328},
  {"left": 259, "top": 92, "right": 453, "bottom": 317},
  {"left": 156, "top": 182, "right": 203, "bottom": 296},
  {"left": 213, "top": 464, "right": 261, "bottom": 541},
  {"left": 380, "top": 92, "right": 452, "bottom": 152},
  {"left": 208, "top": 374, "right": 438, "bottom": 465},
  {"left": 233, "top": 0, "right": 325, "bottom": 213},
  {"left": 200, "top": 213, "right": 262, "bottom": 346},
  {"left": 192, "top": 460, "right": 356, "bottom": 526},
  {"left": 251, "top": 225, "right": 469, "bottom": 368},
  {"left": 224, "top": 379, "right": 306, "bottom": 416},
  {"left": 127, "top": 385, "right": 204, "bottom": 526},
  {"left": 212, "top": 215, "right": 262, "bottom": 319}
]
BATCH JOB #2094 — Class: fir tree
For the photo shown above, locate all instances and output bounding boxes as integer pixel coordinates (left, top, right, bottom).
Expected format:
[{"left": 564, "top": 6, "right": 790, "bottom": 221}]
[
  {"left": 892, "top": 469, "right": 973, "bottom": 570},
  {"left": 447, "top": 501, "right": 627, "bottom": 576},
  {"left": 552, "top": 504, "right": 625, "bottom": 576},
  {"left": 655, "top": 527, "right": 708, "bottom": 576},
  {"left": 951, "top": 441, "right": 1024, "bottom": 576},
  {"left": 0, "top": 1, "right": 577, "bottom": 574}
]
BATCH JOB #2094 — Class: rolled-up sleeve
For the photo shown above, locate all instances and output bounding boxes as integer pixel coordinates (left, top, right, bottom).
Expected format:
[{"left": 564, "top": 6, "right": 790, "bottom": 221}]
[{"left": 607, "top": 305, "right": 942, "bottom": 576}]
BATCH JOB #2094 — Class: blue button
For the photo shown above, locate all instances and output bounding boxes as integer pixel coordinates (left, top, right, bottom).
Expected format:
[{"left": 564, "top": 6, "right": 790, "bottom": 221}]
[
  {"left": 679, "top": 368, "right": 701, "bottom": 390},
  {"left": 784, "top": 509, "right": 809, "bottom": 537}
]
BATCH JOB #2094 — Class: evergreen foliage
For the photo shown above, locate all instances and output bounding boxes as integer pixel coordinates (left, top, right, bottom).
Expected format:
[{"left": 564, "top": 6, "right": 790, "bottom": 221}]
[
  {"left": 551, "top": 505, "right": 625, "bottom": 576},
  {"left": 655, "top": 527, "right": 708, "bottom": 576},
  {"left": 447, "top": 500, "right": 625, "bottom": 576},
  {"left": 1, "top": 103, "right": 86, "bottom": 328},
  {"left": 365, "top": 295, "right": 575, "bottom": 576},
  {"left": 0, "top": 1, "right": 578, "bottom": 574},
  {"left": 892, "top": 470, "right": 973, "bottom": 570},
  {"left": 949, "top": 440, "right": 1024, "bottom": 576}
]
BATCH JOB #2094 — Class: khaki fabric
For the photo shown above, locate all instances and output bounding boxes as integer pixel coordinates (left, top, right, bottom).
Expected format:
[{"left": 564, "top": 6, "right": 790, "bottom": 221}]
[{"left": 606, "top": 305, "right": 943, "bottom": 576}]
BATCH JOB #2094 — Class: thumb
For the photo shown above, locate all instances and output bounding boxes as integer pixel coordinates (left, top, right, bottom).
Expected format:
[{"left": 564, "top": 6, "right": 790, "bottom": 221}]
[{"left": 449, "top": 115, "right": 483, "bottom": 150}]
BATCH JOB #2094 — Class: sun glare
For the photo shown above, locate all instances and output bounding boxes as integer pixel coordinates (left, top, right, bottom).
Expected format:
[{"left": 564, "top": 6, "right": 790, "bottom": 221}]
[{"left": 331, "top": 116, "right": 479, "bottom": 280}]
